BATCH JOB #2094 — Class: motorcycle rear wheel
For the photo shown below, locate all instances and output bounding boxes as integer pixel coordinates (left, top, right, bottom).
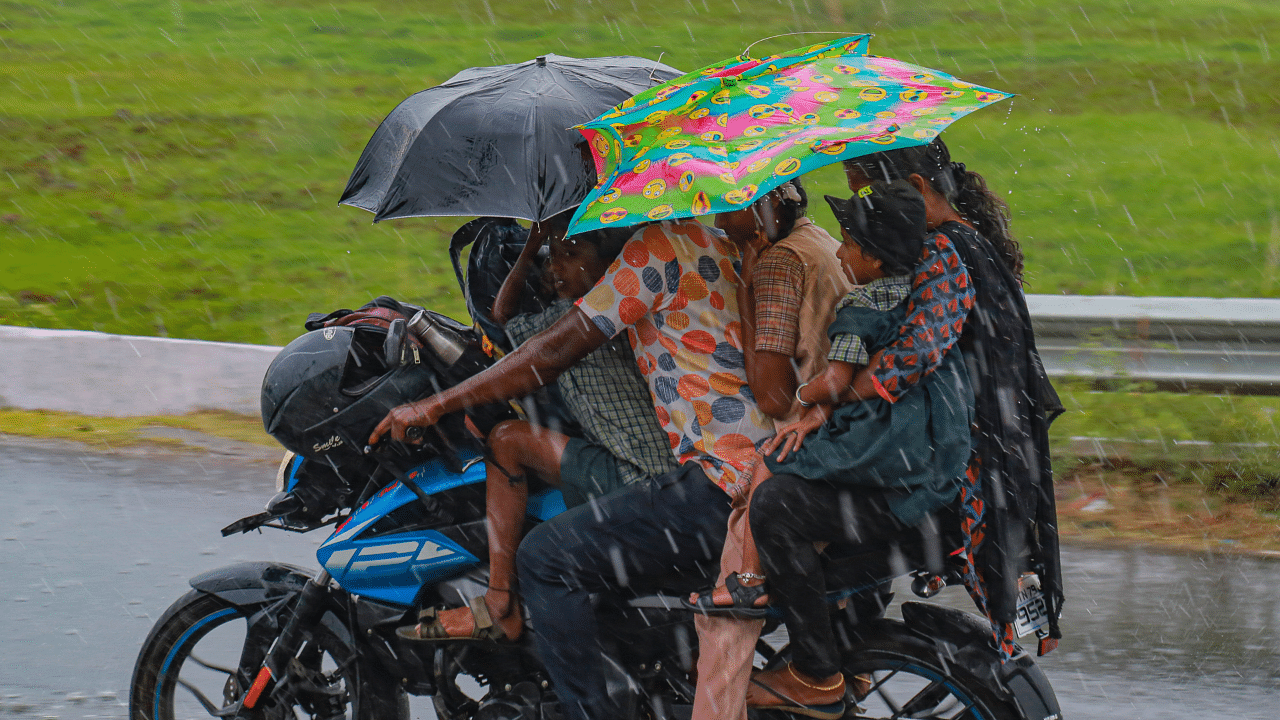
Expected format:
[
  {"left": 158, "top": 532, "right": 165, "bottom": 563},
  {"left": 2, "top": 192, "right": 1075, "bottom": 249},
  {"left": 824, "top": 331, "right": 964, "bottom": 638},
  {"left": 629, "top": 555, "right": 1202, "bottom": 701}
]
[
  {"left": 130, "top": 590, "right": 405, "bottom": 720},
  {"left": 838, "top": 630, "right": 1021, "bottom": 720}
]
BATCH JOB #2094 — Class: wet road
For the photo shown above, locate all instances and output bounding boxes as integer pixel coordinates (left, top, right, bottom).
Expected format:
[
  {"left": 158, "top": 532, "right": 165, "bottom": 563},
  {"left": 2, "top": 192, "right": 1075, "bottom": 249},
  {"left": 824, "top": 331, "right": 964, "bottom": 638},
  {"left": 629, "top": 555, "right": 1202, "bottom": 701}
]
[{"left": 2, "top": 437, "right": 1277, "bottom": 719}]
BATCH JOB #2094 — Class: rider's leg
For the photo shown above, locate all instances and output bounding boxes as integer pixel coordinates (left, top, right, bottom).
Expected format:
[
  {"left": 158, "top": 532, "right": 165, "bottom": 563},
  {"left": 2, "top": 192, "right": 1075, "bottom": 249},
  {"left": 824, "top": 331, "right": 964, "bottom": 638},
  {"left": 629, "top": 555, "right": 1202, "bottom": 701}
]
[
  {"left": 747, "top": 479, "right": 871, "bottom": 704},
  {"left": 691, "top": 490, "right": 764, "bottom": 720},
  {"left": 746, "top": 478, "right": 919, "bottom": 707},
  {"left": 436, "top": 419, "right": 568, "bottom": 640},
  {"left": 517, "top": 464, "right": 730, "bottom": 720}
]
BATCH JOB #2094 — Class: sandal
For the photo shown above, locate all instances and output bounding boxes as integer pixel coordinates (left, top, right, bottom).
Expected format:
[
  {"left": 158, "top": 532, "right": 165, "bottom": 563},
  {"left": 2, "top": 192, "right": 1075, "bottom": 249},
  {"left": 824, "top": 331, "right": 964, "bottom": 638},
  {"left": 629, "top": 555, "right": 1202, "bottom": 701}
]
[
  {"left": 682, "top": 572, "right": 770, "bottom": 618},
  {"left": 396, "top": 596, "right": 513, "bottom": 642}
]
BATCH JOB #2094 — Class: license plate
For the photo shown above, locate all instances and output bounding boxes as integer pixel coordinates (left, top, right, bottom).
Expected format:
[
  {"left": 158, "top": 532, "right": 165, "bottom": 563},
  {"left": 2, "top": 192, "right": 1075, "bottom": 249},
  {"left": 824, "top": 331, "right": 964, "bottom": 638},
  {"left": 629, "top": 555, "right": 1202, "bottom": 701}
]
[{"left": 1014, "top": 574, "right": 1050, "bottom": 638}]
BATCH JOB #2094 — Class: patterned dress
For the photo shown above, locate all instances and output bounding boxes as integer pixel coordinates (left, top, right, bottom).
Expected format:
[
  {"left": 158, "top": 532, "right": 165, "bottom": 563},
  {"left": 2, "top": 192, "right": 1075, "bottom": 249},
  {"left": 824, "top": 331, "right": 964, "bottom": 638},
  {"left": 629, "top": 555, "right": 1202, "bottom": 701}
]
[
  {"left": 870, "top": 224, "right": 1065, "bottom": 658},
  {"left": 576, "top": 219, "right": 775, "bottom": 490}
]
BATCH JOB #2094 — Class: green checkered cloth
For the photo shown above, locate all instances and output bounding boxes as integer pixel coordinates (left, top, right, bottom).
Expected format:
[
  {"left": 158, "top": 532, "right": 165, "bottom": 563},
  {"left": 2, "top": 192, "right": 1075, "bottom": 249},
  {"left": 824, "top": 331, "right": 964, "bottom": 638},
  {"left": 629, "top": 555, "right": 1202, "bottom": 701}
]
[
  {"left": 826, "top": 275, "right": 913, "bottom": 366},
  {"left": 507, "top": 299, "right": 679, "bottom": 486}
]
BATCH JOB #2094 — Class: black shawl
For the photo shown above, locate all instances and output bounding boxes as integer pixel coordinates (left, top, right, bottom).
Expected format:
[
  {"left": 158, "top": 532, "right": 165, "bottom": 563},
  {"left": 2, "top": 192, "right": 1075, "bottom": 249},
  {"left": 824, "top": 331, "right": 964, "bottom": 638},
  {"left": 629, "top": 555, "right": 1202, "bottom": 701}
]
[{"left": 940, "top": 221, "right": 1065, "bottom": 641}]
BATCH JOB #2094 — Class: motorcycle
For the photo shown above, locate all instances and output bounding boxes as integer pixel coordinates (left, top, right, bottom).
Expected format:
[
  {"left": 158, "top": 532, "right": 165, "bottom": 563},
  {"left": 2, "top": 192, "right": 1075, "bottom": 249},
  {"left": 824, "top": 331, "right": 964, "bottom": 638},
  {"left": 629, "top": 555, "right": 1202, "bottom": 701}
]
[{"left": 129, "top": 259, "right": 1062, "bottom": 720}]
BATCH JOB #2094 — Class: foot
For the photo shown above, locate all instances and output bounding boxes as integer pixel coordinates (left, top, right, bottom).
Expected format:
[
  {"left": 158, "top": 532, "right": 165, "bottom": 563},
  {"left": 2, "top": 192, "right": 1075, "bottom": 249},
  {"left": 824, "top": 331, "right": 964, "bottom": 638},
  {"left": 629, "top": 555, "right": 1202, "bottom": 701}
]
[
  {"left": 684, "top": 573, "right": 769, "bottom": 617},
  {"left": 430, "top": 589, "right": 523, "bottom": 641},
  {"left": 746, "top": 663, "right": 845, "bottom": 720}
]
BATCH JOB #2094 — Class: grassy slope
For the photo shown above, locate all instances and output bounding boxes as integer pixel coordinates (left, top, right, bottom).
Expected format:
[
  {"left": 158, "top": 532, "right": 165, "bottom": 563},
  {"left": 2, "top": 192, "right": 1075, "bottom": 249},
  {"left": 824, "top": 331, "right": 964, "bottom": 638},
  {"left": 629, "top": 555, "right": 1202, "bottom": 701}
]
[{"left": 2, "top": 0, "right": 1279, "bottom": 346}]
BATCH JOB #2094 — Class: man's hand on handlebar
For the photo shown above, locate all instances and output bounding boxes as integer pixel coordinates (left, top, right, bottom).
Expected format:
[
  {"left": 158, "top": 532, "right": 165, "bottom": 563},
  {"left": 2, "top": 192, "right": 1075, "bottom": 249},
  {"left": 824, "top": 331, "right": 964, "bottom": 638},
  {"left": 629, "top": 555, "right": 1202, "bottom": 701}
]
[{"left": 369, "top": 397, "right": 445, "bottom": 446}]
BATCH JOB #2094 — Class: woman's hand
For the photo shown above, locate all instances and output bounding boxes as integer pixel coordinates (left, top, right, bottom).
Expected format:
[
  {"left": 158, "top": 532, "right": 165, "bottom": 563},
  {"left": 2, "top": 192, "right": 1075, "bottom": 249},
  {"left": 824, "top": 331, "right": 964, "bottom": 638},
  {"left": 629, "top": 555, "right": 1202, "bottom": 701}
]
[
  {"left": 369, "top": 397, "right": 445, "bottom": 446},
  {"left": 762, "top": 404, "right": 831, "bottom": 462}
]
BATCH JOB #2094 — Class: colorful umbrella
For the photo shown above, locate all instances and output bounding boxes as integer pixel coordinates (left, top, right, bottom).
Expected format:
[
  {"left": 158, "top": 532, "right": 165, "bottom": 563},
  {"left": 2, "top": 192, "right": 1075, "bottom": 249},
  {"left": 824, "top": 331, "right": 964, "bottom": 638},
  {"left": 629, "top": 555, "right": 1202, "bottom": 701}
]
[
  {"left": 567, "top": 37, "right": 1012, "bottom": 234},
  {"left": 588, "top": 34, "right": 871, "bottom": 174}
]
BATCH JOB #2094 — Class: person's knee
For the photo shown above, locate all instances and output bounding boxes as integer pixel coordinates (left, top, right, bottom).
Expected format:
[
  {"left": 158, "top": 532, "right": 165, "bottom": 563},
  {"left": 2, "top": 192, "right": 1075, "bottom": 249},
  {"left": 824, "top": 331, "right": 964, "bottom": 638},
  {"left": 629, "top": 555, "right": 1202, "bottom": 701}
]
[
  {"left": 749, "top": 475, "right": 798, "bottom": 535},
  {"left": 488, "top": 419, "right": 533, "bottom": 471}
]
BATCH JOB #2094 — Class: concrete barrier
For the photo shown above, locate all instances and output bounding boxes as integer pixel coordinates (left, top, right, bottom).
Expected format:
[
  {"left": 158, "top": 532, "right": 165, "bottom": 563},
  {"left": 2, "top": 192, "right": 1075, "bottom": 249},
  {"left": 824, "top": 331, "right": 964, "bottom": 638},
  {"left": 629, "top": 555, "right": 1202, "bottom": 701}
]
[
  {"left": 0, "top": 326, "right": 281, "bottom": 417},
  {"left": 3, "top": 293, "right": 1278, "bottom": 417}
]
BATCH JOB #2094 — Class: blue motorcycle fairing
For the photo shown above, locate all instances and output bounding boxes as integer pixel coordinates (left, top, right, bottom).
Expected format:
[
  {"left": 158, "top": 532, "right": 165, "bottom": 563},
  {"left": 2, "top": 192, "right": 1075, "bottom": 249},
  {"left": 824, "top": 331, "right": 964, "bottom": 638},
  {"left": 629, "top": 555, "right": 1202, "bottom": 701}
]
[{"left": 315, "top": 453, "right": 567, "bottom": 606}]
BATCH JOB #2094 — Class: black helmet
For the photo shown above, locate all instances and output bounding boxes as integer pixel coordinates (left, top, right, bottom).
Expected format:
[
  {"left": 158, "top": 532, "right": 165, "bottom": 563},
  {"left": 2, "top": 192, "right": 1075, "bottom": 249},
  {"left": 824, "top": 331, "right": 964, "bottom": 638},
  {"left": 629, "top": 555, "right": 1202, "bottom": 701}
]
[{"left": 261, "top": 324, "right": 441, "bottom": 466}]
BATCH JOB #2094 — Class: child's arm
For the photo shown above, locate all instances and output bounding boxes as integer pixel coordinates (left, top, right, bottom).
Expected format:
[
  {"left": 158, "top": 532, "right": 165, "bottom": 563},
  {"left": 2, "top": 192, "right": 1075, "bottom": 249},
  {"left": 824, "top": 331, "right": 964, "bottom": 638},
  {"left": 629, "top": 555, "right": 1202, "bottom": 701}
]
[
  {"left": 491, "top": 224, "right": 547, "bottom": 327},
  {"left": 760, "top": 359, "right": 856, "bottom": 461}
]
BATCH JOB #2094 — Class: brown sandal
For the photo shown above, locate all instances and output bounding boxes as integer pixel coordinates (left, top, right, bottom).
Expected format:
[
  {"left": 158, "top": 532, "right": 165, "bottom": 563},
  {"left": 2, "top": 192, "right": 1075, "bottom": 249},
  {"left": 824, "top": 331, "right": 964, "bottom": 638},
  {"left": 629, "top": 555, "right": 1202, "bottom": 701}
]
[{"left": 396, "top": 596, "right": 511, "bottom": 642}]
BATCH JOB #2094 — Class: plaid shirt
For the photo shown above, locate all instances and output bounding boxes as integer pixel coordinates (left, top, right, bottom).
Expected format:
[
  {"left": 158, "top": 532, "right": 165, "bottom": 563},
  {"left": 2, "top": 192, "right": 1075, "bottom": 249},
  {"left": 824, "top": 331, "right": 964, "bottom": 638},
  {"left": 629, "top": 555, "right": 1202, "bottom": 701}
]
[
  {"left": 506, "top": 299, "right": 679, "bottom": 485},
  {"left": 752, "top": 245, "right": 804, "bottom": 356},
  {"left": 826, "top": 275, "right": 913, "bottom": 366}
]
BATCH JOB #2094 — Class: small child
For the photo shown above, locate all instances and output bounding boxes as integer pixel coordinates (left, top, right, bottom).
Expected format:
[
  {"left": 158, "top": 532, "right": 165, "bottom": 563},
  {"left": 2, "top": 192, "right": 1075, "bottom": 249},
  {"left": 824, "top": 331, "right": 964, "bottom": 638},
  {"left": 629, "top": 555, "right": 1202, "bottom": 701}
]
[{"left": 398, "top": 219, "right": 678, "bottom": 642}]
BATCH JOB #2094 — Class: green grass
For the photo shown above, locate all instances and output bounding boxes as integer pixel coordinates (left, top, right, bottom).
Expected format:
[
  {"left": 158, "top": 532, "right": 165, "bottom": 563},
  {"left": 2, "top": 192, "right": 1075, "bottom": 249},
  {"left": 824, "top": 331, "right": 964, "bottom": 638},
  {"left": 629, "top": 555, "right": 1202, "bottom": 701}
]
[
  {"left": 3, "top": 0, "right": 1279, "bottom": 346},
  {"left": 1051, "top": 383, "right": 1280, "bottom": 493}
]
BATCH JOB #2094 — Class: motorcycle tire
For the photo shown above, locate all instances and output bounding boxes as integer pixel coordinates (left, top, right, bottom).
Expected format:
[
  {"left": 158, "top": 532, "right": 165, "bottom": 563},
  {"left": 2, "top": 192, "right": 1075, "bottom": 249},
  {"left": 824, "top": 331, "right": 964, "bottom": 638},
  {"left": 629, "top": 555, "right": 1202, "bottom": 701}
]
[
  {"left": 130, "top": 589, "right": 408, "bottom": 720},
  {"left": 837, "top": 621, "right": 1022, "bottom": 720}
]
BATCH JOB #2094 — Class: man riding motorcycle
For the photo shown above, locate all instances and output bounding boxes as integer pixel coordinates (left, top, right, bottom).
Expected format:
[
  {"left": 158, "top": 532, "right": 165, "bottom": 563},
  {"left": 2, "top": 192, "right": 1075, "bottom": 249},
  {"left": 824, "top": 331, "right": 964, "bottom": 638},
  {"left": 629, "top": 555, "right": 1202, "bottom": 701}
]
[{"left": 370, "top": 217, "right": 774, "bottom": 720}]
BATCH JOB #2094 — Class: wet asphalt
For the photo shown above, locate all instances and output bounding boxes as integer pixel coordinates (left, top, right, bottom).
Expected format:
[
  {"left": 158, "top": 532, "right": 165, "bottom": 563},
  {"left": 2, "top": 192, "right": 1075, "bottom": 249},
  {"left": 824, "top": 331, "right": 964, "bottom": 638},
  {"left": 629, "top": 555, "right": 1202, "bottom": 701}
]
[{"left": 1, "top": 436, "right": 1276, "bottom": 719}]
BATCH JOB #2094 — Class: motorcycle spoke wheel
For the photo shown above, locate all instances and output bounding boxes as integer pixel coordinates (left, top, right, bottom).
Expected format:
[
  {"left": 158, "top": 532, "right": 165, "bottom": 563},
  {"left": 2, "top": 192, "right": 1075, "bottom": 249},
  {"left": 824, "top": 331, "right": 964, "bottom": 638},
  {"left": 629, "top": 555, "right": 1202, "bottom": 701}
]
[{"left": 838, "top": 650, "right": 1015, "bottom": 720}]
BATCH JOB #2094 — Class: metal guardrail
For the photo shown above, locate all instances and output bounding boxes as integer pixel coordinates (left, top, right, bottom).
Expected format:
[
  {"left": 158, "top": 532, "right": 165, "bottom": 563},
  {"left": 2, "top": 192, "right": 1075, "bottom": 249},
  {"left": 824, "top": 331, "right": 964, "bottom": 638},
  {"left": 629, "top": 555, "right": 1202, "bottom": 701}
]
[{"left": 1025, "top": 295, "right": 1280, "bottom": 395}]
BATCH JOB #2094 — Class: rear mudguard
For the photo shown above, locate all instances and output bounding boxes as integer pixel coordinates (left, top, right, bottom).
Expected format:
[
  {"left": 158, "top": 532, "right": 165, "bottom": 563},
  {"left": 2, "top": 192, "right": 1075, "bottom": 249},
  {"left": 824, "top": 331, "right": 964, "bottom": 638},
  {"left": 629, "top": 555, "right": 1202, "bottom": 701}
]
[{"left": 899, "top": 602, "right": 1062, "bottom": 720}]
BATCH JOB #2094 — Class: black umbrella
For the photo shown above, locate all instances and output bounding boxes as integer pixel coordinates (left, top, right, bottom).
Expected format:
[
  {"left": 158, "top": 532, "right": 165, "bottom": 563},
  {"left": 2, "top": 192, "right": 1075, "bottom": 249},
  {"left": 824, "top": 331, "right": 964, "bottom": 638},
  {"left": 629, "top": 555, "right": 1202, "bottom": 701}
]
[{"left": 340, "top": 54, "right": 681, "bottom": 223}]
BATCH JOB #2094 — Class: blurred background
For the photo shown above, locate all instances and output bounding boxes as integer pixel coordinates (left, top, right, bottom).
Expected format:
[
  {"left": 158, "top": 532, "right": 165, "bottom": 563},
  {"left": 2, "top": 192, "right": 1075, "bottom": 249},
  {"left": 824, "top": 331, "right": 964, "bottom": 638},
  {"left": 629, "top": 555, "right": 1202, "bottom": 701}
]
[{"left": 2, "top": 0, "right": 1278, "bottom": 548}]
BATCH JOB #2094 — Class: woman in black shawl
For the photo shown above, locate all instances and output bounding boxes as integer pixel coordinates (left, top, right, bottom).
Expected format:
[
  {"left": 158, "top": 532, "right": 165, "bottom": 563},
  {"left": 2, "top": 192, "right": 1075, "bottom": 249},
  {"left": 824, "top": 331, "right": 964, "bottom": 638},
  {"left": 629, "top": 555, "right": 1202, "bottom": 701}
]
[{"left": 844, "top": 137, "right": 1065, "bottom": 657}]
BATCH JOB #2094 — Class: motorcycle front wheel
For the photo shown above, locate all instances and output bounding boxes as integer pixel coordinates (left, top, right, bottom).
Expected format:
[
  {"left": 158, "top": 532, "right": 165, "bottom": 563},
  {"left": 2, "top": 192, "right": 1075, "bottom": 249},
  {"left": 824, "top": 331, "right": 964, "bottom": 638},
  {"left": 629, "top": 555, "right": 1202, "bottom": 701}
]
[{"left": 130, "top": 590, "right": 406, "bottom": 720}]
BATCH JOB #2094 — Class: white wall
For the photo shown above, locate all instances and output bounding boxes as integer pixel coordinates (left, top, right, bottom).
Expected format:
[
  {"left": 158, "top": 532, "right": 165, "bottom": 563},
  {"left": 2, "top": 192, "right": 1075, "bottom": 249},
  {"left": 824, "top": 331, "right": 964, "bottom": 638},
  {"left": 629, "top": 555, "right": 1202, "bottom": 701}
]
[{"left": 0, "top": 326, "right": 280, "bottom": 417}]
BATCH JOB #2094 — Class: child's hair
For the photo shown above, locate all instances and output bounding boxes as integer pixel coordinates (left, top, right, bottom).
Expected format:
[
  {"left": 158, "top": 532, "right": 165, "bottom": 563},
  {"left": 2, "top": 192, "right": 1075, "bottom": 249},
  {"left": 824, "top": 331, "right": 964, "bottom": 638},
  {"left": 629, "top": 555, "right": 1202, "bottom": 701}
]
[
  {"left": 825, "top": 180, "right": 926, "bottom": 276},
  {"left": 843, "top": 137, "right": 1023, "bottom": 280}
]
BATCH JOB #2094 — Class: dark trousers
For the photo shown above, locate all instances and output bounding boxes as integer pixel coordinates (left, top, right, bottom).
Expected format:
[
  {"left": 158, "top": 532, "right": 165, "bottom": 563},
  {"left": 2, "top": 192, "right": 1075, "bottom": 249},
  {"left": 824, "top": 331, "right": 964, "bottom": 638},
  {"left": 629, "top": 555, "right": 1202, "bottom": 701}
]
[
  {"left": 750, "top": 475, "right": 946, "bottom": 678},
  {"left": 516, "top": 463, "right": 732, "bottom": 720}
]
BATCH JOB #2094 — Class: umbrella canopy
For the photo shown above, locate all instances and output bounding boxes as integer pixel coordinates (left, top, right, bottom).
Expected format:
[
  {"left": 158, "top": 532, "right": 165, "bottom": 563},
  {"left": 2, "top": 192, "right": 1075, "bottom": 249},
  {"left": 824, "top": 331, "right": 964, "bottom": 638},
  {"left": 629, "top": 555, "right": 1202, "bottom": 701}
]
[
  {"left": 567, "top": 37, "right": 1011, "bottom": 234},
  {"left": 586, "top": 34, "right": 870, "bottom": 177},
  {"left": 340, "top": 54, "right": 681, "bottom": 223}
]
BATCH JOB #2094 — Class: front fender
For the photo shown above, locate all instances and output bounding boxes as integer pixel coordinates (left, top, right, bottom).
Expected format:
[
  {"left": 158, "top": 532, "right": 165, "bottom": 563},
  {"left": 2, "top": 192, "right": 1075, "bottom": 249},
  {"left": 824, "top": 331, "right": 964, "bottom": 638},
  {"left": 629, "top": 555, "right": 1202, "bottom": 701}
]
[
  {"left": 189, "top": 561, "right": 357, "bottom": 658},
  {"left": 190, "top": 561, "right": 314, "bottom": 609},
  {"left": 900, "top": 602, "right": 1062, "bottom": 720}
]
